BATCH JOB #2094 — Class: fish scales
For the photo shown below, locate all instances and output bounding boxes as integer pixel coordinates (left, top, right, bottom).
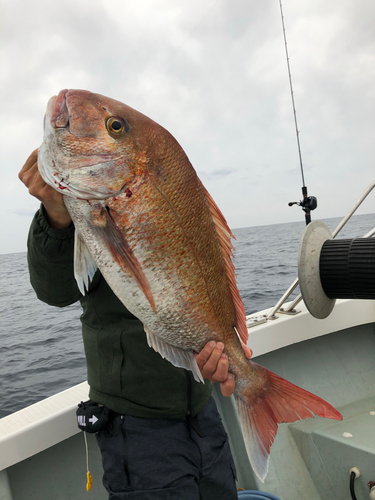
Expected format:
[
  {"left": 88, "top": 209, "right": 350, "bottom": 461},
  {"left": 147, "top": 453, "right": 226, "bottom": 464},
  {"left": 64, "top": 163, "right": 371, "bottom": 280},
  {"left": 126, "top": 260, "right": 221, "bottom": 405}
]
[
  {"left": 38, "top": 89, "right": 342, "bottom": 482},
  {"left": 107, "top": 142, "right": 236, "bottom": 348}
]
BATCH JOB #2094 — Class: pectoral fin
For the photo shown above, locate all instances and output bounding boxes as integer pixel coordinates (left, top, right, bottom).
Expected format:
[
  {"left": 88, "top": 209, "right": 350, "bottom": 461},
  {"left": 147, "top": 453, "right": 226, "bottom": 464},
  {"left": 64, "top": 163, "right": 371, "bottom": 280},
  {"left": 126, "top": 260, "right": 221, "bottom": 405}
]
[
  {"left": 91, "top": 207, "right": 156, "bottom": 312},
  {"left": 144, "top": 327, "right": 204, "bottom": 383}
]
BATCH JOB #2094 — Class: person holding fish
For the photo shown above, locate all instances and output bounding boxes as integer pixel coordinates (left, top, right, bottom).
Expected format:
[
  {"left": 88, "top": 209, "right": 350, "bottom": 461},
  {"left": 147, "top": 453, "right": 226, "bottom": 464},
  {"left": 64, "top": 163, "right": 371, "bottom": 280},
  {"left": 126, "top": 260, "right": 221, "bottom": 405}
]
[
  {"left": 19, "top": 146, "right": 251, "bottom": 499},
  {"left": 19, "top": 90, "right": 341, "bottom": 499}
]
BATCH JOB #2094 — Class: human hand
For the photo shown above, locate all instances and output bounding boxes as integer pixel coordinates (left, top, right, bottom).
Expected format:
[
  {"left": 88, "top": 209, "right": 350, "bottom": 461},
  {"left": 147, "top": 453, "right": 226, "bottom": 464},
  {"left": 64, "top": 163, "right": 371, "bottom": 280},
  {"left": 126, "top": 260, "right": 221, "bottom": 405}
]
[
  {"left": 18, "top": 149, "right": 72, "bottom": 229},
  {"left": 195, "top": 341, "right": 252, "bottom": 397}
]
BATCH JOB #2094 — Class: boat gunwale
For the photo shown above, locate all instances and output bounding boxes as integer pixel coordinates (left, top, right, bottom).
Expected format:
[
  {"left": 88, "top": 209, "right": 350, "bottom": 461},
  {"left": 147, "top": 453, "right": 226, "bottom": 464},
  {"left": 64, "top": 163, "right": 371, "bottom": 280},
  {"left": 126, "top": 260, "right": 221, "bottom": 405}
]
[{"left": 0, "top": 298, "right": 374, "bottom": 471}]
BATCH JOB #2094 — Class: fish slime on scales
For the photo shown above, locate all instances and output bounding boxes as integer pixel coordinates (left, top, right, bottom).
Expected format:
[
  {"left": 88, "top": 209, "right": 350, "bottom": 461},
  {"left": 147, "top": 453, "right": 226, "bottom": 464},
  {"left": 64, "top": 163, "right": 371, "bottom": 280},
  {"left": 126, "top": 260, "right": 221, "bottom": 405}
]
[{"left": 38, "top": 89, "right": 342, "bottom": 482}]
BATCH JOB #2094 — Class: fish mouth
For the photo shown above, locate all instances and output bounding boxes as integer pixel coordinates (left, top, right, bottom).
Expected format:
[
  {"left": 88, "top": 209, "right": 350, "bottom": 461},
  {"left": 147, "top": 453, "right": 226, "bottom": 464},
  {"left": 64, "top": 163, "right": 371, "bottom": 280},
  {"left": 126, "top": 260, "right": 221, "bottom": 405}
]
[{"left": 48, "top": 89, "right": 70, "bottom": 129}]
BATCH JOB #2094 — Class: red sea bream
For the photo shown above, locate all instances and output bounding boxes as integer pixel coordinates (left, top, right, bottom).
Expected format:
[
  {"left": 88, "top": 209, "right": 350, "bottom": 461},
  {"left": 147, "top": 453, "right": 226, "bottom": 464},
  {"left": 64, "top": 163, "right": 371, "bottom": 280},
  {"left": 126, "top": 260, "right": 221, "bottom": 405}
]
[{"left": 38, "top": 89, "right": 342, "bottom": 481}]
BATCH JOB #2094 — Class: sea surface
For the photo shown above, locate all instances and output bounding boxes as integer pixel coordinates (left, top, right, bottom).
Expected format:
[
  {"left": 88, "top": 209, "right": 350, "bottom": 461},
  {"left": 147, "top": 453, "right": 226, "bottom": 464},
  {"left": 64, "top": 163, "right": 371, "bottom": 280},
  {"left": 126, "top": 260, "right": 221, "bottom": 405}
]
[{"left": 0, "top": 213, "right": 373, "bottom": 419}]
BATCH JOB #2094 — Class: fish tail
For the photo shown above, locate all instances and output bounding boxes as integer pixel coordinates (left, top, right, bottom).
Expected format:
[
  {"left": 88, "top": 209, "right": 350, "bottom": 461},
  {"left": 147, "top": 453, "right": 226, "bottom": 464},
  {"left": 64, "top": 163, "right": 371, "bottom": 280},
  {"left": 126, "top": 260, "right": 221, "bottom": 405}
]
[{"left": 235, "top": 367, "right": 342, "bottom": 482}]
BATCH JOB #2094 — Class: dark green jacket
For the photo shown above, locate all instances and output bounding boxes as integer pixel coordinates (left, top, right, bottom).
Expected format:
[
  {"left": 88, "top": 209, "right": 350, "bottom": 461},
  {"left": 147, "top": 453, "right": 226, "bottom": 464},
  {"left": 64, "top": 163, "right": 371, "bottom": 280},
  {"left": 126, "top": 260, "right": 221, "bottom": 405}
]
[{"left": 27, "top": 207, "right": 212, "bottom": 418}]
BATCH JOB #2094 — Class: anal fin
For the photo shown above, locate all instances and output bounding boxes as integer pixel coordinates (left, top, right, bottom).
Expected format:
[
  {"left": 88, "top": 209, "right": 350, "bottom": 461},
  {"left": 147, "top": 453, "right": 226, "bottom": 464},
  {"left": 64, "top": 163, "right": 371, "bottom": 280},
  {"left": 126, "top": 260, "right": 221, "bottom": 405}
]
[{"left": 144, "top": 327, "right": 204, "bottom": 383}]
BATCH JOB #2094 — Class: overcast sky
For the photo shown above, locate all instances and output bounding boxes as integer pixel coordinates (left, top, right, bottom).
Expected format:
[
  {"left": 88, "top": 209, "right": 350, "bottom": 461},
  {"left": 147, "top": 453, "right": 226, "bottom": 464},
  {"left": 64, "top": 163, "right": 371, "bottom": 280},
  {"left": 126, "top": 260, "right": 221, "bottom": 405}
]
[{"left": 1, "top": 0, "right": 374, "bottom": 254}]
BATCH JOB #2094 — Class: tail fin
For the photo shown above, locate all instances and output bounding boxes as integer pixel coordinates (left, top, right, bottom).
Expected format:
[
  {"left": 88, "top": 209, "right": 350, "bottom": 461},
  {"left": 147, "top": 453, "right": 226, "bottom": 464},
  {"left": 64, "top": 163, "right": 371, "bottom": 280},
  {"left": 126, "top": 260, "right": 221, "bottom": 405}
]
[{"left": 235, "top": 367, "right": 342, "bottom": 482}]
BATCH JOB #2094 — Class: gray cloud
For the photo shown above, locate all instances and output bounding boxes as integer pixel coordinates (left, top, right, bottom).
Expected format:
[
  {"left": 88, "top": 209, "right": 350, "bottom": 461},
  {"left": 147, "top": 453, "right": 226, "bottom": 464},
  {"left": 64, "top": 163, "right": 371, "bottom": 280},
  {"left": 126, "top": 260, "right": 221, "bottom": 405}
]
[{"left": 1, "top": 0, "right": 374, "bottom": 254}]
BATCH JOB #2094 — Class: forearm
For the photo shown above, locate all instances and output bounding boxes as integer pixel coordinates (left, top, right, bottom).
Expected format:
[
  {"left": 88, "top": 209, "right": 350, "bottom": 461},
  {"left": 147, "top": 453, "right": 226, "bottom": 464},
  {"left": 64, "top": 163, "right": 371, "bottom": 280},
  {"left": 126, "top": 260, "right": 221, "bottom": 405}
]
[
  {"left": 41, "top": 194, "right": 72, "bottom": 229},
  {"left": 27, "top": 205, "right": 81, "bottom": 307}
]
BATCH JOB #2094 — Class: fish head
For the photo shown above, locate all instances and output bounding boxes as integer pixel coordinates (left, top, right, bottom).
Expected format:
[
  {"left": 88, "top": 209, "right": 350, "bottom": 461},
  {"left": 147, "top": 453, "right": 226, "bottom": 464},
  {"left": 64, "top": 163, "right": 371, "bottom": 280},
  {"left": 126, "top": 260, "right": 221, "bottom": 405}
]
[{"left": 38, "top": 89, "right": 159, "bottom": 200}]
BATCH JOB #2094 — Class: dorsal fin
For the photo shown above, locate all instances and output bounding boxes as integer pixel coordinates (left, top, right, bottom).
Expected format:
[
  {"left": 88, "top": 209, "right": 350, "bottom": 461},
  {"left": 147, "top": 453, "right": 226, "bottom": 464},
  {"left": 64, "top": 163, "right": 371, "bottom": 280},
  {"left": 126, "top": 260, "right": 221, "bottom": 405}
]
[{"left": 199, "top": 179, "right": 248, "bottom": 344}]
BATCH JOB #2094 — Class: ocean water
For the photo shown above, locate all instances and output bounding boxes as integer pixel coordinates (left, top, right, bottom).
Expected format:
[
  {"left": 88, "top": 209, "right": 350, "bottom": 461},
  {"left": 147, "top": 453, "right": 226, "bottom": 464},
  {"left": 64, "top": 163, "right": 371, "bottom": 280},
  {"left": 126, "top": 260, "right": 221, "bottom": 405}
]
[{"left": 0, "top": 213, "right": 373, "bottom": 419}]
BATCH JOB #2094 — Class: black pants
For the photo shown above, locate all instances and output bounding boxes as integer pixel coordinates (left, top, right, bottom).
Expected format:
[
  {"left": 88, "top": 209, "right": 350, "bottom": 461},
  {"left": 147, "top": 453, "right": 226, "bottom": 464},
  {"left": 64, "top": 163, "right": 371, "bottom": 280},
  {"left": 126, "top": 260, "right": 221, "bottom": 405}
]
[{"left": 96, "top": 397, "right": 237, "bottom": 499}]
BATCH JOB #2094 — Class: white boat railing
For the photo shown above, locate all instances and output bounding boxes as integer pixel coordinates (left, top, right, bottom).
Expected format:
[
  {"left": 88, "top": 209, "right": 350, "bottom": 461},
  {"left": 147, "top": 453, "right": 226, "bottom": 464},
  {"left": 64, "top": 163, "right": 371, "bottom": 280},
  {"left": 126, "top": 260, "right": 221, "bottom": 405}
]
[{"left": 263, "top": 180, "right": 375, "bottom": 320}]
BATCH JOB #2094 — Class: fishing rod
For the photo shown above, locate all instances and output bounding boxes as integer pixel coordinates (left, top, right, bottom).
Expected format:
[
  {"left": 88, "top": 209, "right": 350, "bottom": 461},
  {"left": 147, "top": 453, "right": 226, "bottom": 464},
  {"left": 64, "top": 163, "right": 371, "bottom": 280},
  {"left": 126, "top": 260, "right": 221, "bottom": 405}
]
[{"left": 279, "top": 0, "right": 317, "bottom": 225}]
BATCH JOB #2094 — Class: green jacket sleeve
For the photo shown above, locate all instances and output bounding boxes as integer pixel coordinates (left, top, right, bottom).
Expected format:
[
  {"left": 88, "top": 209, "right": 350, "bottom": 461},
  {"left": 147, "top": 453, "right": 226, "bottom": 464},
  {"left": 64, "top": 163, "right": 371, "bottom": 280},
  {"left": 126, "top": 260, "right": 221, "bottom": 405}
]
[{"left": 27, "top": 205, "right": 81, "bottom": 307}]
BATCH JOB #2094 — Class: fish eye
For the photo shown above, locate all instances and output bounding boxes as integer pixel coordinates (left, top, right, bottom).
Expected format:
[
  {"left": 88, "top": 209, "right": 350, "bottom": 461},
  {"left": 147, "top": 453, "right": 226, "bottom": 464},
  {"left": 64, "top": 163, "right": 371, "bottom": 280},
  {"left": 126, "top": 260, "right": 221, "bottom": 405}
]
[{"left": 106, "top": 117, "right": 125, "bottom": 135}]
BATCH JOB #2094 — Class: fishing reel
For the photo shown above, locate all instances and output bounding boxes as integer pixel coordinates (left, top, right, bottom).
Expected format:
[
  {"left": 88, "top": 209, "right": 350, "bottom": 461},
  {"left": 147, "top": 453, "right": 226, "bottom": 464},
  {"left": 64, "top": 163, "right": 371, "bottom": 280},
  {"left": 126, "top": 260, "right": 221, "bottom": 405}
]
[
  {"left": 288, "top": 186, "right": 317, "bottom": 225},
  {"left": 288, "top": 196, "right": 317, "bottom": 212}
]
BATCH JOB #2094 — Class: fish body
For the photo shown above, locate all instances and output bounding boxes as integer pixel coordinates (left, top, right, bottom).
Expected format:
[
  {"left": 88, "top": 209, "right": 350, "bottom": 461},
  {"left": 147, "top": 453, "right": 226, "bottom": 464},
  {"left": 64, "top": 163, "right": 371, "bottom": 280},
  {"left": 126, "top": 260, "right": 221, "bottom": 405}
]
[{"left": 38, "top": 89, "right": 342, "bottom": 481}]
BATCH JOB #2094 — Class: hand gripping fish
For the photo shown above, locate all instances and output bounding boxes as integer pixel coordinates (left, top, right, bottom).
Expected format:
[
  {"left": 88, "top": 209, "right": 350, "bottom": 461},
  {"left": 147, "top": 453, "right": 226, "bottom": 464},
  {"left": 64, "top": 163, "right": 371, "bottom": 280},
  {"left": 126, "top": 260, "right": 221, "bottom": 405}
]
[{"left": 38, "top": 89, "right": 342, "bottom": 482}]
